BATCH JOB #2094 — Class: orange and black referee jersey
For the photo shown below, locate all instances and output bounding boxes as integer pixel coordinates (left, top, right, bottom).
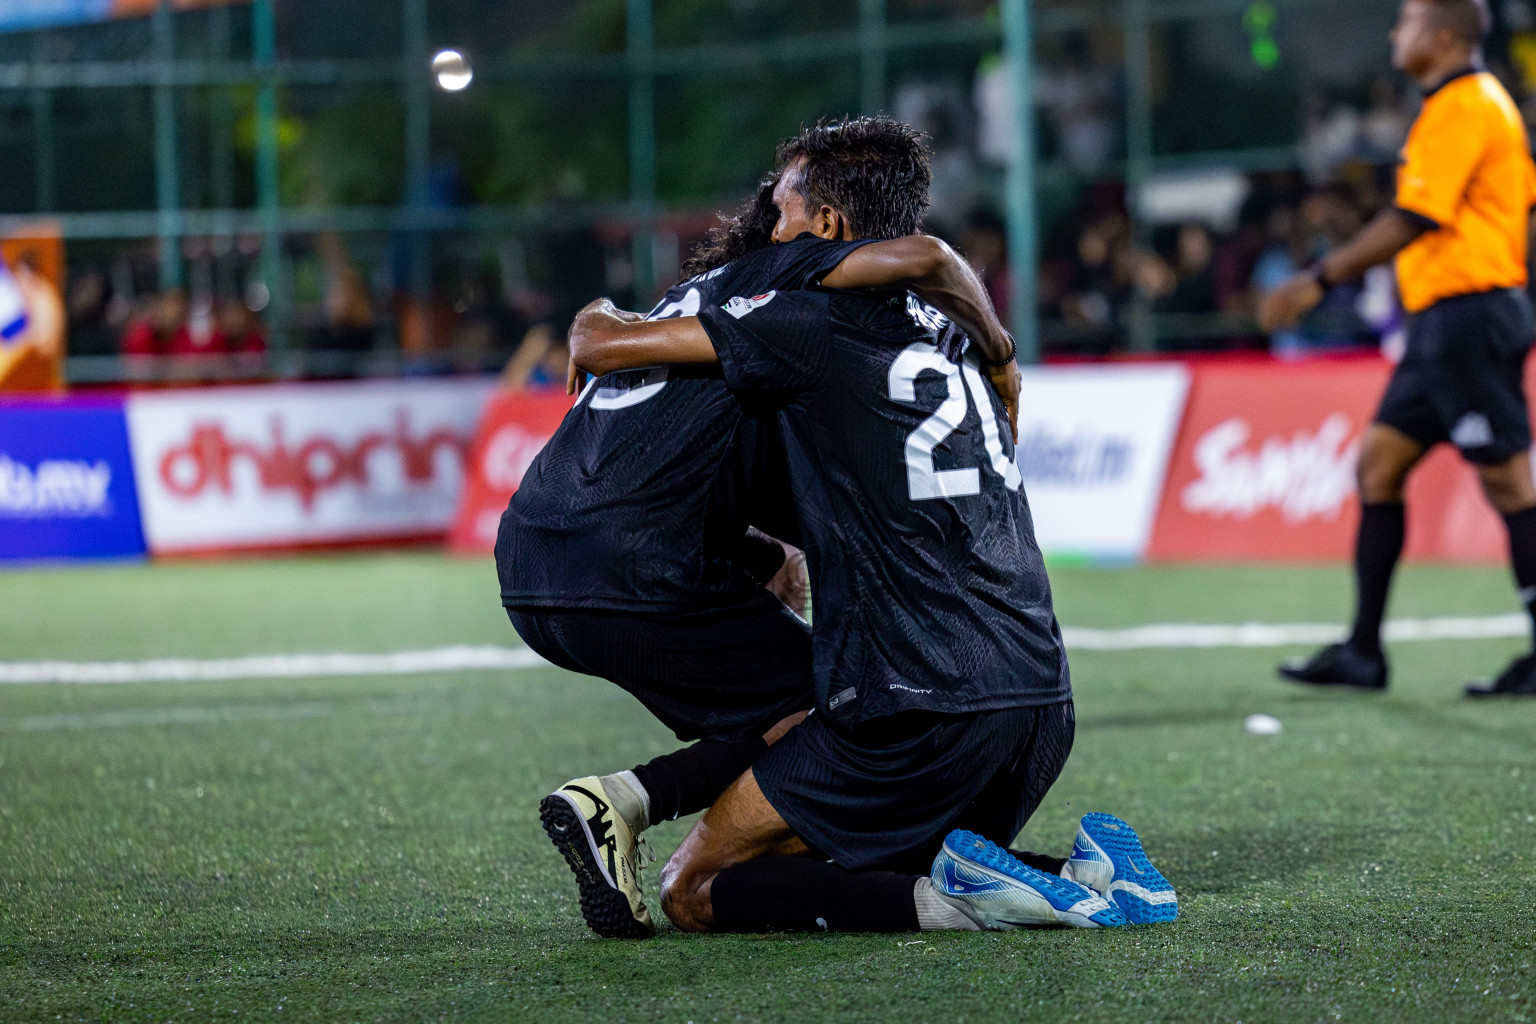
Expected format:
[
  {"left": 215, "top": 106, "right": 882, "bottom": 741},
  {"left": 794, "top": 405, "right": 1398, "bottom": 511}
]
[{"left": 1395, "top": 68, "right": 1536, "bottom": 314}]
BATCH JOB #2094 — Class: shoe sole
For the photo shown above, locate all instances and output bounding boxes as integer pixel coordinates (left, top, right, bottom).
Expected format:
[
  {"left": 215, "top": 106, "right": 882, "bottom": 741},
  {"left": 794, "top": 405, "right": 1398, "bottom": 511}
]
[
  {"left": 1277, "top": 667, "right": 1385, "bottom": 691},
  {"left": 1464, "top": 685, "right": 1536, "bottom": 698},
  {"left": 1078, "top": 813, "right": 1178, "bottom": 925},
  {"left": 539, "top": 793, "right": 653, "bottom": 939},
  {"left": 943, "top": 830, "right": 1127, "bottom": 928}
]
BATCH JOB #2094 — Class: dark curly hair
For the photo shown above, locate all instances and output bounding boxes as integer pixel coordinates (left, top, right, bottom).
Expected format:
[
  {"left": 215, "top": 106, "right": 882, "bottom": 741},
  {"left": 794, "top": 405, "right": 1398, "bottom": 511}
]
[
  {"left": 681, "top": 115, "right": 932, "bottom": 279},
  {"left": 680, "top": 172, "right": 780, "bottom": 279},
  {"left": 776, "top": 115, "right": 931, "bottom": 241}
]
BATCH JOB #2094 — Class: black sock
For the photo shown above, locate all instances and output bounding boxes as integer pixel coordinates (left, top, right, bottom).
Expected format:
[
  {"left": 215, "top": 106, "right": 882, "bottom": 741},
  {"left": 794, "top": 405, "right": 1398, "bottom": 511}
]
[
  {"left": 1008, "top": 849, "right": 1068, "bottom": 876},
  {"left": 711, "top": 857, "right": 921, "bottom": 933},
  {"left": 1502, "top": 506, "right": 1536, "bottom": 642},
  {"left": 1348, "top": 501, "right": 1406, "bottom": 655},
  {"left": 629, "top": 736, "right": 767, "bottom": 827}
]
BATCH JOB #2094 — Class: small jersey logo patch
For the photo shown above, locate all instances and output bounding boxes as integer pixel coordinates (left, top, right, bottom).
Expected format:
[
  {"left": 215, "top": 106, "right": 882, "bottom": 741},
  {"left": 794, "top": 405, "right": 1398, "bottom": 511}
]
[
  {"left": 827, "top": 686, "right": 857, "bottom": 710},
  {"left": 724, "top": 291, "right": 777, "bottom": 319}
]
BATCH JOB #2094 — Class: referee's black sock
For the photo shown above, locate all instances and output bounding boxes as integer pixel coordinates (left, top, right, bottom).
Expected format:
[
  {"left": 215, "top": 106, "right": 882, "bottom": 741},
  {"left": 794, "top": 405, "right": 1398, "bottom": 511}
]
[
  {"left": 1348, "top": 501, "right": 1406, "bottom": 656},
  {"left": 710, "top": 857, "right": 921, "bottom": 932},
  {"left": 1501, "top": 505, "right": 1536, "bottom": 643},
  {"left": 629, "top": 736, "right": 767, "bottom": 827}
]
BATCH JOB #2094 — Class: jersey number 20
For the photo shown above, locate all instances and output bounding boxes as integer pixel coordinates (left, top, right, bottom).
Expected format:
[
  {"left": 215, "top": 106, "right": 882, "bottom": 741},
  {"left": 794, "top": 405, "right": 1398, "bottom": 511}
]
[{"left": 888, "top": 342, "right": 1022, "bottom": 501}]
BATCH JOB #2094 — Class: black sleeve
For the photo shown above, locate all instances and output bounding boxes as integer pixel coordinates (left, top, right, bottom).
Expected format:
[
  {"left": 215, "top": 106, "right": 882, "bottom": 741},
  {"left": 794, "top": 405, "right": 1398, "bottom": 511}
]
[
  {"left": 698, "top": 289, "right": 832, "bottom": 400},
  {"left": 766, "top": 236, "right": 881, "bottom": 289}
]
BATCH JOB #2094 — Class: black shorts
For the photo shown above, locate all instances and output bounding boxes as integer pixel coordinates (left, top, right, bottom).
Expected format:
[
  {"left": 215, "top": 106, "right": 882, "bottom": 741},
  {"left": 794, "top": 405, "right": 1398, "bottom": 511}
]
[
  {"left": 1376, "top": 288, "right": 1534, "bottom": 465},
  {"left": 753, "top": 700, "right": 1075, "bottom": 874},
  {"left": 504, "top": 590, "right": 813, "bottom": 744}
]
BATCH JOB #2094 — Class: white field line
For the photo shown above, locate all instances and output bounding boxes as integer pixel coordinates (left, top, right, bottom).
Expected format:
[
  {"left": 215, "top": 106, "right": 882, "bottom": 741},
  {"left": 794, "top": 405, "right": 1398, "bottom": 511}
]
[
  {"left": 1061, "top": 614, "right": 1528, "bottom": 651},
  {"left": 0, "top": 614, "right": 1526, "bottom": 685},
  {"left": 0, "top": 645, "right": 548, "bottom": 685}
]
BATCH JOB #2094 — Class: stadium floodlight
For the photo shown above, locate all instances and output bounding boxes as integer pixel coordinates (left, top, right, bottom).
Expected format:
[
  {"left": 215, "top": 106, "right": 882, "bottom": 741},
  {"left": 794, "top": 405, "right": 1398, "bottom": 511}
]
[{"left": 432, "top": 50, "right": 474, "bottom": 92}]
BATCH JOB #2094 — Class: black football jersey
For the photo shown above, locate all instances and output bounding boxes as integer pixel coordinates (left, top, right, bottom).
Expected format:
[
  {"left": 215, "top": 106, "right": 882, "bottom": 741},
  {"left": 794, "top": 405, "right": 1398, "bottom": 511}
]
[
  {"left": 497, "top": 237, "right": 874, "bottom": 612},
  {"left": 698, "top": 287, "right": 1071, "bottom": 724}
]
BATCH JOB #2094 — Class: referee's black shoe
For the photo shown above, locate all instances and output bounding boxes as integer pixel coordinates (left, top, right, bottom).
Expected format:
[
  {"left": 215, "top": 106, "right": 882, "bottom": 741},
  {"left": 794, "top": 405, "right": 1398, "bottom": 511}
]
[
  {"left": 1465, "top": 653, "right": 1536, "bottom": 697},
  {"left": 1277, "top": 643, "right": 1387, "bottom": 691}
]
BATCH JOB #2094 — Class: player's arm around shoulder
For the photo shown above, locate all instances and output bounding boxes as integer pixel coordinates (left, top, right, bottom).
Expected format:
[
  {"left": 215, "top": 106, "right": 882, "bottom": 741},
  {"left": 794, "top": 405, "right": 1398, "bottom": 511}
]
[
  {"left": 821, "top": 235, "right": 1020, "bottom": 439},
  {"left": 566, "top": 298, "right": 717, "bottom": 392}
]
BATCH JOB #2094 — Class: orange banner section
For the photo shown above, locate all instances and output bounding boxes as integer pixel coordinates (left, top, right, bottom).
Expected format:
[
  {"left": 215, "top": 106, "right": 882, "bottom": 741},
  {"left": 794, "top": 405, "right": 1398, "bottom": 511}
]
[
  {"left": 1147, "top": 358, "right": 1518, "bottom": 563},
  {"left": 110, "top": 0, "right": 248, "bottom": 16},
  {"left": 448, "top": 391, "right": 575, "bottom": 554},
  {"left": 0, "top": 225, "right": 66, "bottom": 394}
]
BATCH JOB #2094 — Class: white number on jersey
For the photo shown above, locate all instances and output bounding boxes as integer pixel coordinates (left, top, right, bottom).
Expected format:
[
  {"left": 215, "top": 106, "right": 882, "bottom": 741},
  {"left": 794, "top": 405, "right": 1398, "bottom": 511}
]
[
  {"left": 578, "top": 287, "right": 702, "bottom": 410},
  {"left": 887, "top": 342, "right": 1021, "bottom": 502}
]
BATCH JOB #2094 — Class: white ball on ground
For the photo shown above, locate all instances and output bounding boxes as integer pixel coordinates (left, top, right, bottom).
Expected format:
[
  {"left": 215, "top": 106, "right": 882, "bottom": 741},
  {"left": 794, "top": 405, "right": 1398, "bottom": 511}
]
[{"left": 1244, "top": 713, "right": 1283, "bottom": 735}]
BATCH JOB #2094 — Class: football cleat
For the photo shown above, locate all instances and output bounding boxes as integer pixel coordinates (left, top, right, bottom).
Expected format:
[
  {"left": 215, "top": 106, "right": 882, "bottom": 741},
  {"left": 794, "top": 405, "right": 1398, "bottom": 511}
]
[
  {"left": 931, "top": 830, "right": 1127, "bottom": 929},
  {"left": 1465, "top": 652, "right": 1536, "bottom": 697},
  {"left": 1278, "top": 643, "right": 1387, "bottom": 691},
  {"left": 539, "top": 776, "right": 655, "bottom": 938},
  {"left": 1063, "top": 813, "right": 1179, "bottom": 925}
]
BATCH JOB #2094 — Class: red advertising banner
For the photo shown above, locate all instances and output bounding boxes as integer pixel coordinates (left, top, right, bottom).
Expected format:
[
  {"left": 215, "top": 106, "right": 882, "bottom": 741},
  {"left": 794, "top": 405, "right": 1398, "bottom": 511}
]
[
  {"left": 1146, "top": 357, "right": 1518, "bottom": 563},
  {"left": 447, "top": 390, "right": 574, "bottom": 554},
  {"left": 126, "top": 379, "right": 495, "bottom": 555}
]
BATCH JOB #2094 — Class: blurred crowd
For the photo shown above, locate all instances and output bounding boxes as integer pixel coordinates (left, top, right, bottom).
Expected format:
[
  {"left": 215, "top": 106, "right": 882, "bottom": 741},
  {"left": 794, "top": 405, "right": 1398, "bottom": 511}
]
[
  {"left": 1028, "top": 168, "right": 1406, "bottom": 358},
  {"left": 44, "top": 21, "right": 1536, "bottom": 386}
]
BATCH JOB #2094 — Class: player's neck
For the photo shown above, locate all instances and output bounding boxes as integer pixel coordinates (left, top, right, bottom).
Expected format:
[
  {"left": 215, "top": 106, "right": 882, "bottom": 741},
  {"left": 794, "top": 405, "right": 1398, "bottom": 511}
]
[{"left": 1415, "top": 50, "right": 1477, "bottom": 91}]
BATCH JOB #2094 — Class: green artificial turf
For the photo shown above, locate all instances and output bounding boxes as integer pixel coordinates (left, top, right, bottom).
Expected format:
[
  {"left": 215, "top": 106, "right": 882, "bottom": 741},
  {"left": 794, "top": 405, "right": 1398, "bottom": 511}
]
[{"left": 1, "top": 554, "right": 1534, "bottom": 1023}]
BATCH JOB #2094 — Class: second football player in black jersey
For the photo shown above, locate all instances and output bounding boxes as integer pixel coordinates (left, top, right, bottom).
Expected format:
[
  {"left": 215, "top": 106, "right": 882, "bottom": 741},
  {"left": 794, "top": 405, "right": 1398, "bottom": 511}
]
[{"left": 510, "top": 118, "right": 1022, "bottom": 938}]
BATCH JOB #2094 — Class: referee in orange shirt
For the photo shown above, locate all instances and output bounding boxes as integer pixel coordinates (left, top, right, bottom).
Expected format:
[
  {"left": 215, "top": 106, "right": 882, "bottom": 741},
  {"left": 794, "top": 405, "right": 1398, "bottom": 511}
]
[{"left": 1262, "top": 0, "right": 1536, "bottom": 696}]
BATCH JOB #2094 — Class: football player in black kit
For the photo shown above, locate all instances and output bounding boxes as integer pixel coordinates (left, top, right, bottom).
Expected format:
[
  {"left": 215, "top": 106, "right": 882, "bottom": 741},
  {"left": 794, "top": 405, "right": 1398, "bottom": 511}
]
[
  {"left": 500, "top": 118, "right": 1036, "bottom": 937},
  {"left": 567, "top": 137, "right": 1179, "bottom": 935}
]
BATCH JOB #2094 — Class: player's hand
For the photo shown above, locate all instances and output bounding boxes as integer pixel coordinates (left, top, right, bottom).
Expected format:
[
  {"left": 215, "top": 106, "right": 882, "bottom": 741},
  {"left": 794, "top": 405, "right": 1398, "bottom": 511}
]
[
  {"left": 1258, "top": 274, "right": 1325, "bottom": 332},
  {"left": 568, "top": 299, "right": 644, "bottom": 393},
  {"left": 985, "top": 358, "right": 1021, "bottom": 443}
]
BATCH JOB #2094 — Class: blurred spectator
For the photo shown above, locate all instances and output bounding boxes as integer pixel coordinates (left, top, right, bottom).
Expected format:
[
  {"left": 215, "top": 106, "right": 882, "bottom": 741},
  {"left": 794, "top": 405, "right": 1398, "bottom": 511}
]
[
  {"left": 65, "top": 268, "right": 119, "bottom": 357},
  {"left": 1360, "top": 74, "right": 1414, "bottom": 160},
  {"left": 217, "top": 298, "right": 268, "bottom": 377},
  {"left": 315, "top": 233, "right": 378, "bottom": 368},
  {"left": 1034, "top": 32, "right": 1121, "bottom": 173},
  {"left": 452, "top": 272, "right": 528, "bottom": 374},
  {"left": 1302, "top": 90, "right": 1364, "bottom": 182},
  {"left": 501, "top": 323, "right": 566, "bottom": 391},
  {"left": 959, "top": 208, "right": 1010, "bottom": 324},
  {"left": 1151, "top": 224, "right": 1221, "bottom": 351},
  {"left": 121, "top": 289, "right": 191, "bottom": 383}
]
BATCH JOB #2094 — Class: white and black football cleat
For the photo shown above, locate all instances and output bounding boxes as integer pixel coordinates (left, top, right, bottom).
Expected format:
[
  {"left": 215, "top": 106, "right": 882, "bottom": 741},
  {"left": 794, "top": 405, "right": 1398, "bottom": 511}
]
[{"left": 540, "top": 776, "right": 655, "bottom": 938}]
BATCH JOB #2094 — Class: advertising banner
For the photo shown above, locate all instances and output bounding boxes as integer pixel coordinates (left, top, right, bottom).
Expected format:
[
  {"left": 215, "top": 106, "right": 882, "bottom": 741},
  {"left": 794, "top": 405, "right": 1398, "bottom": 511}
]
[
  {"left": 1147, "top": 360, "right": 1387, "bottom": 561},
  {"left": 0, "top": 397, "right": 146, "bottom": 562},
  {"left": 447, "top": 391, "right": 575, "bottom": 554},
  {"left": 1019, "top": 364, "right": 1190, "bottom": 561},
  {"left": 1145, "top": 357, "right": 1518, "bottom": 564},
  {"left": 126, "top": 379, "right": 495, "bottom": 554}
]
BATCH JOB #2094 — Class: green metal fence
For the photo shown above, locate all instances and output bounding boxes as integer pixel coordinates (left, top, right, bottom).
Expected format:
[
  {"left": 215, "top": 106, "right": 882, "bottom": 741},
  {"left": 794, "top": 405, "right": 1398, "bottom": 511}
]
[{"left": 0, "top": 0, "right": 1405, "bottom": 379}]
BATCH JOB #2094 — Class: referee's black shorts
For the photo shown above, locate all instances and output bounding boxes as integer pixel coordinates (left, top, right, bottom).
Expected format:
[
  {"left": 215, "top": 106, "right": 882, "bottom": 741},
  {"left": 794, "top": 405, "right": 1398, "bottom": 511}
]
[
  {"left": 753, "top": 699, "right": 1075, "bottom": 874},
  {"left": 1376, "top": 287, "right": 1534, "bottom": 465},
  {"left": 504, "top": 589, "right": 813, "bottom": 744}
]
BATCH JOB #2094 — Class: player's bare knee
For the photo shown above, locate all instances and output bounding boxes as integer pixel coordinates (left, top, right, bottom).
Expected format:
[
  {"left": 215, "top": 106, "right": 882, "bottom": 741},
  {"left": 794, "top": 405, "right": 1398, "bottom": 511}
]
[
  {"left": 1356, "top": 460, "right": 1405, "bottom": 504},
  {"left": 658, "top": 864, "right": 711, "bottom": 933},
  {"left": 1477, "top": 463, "right": 1536, "bottom": 515}
]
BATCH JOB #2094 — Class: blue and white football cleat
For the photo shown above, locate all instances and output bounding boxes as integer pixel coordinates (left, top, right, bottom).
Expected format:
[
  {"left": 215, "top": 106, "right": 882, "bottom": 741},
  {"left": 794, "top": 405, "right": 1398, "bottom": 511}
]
[
  {"left": 1063, "top": 813, "right": 1179, "bottom": 924},
  {"left": 931, "top": 830, "right": 1128, "bottom": 929}
]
